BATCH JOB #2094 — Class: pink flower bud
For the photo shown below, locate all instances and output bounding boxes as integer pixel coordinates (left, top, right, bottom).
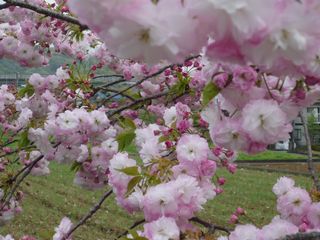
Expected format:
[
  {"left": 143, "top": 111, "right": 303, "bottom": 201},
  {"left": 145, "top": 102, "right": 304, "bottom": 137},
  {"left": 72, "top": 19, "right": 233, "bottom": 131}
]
[
  {"left": 225, "top": 150, "right": 234, "bottom": 158},
  {"left": 164, "top": 69, "right": 171, "bottom": 76},
  {"left": 227, "top": 163, "right": 237, "bottom": 174},
  {"left": 193, "top": 61, "right": 200, "bottom": 68},
  {"left": 229, "top": 214, "right": 239, "bottom": 224},
  {"left": 3, "top": 147, "right": 11, "bottom": 154},
  {"left": 218, "top": 177, "right": 226, "bottom": 186},
  {"left": 184, "top": 60, "right": 193, "bottom": 67},
  {"left": 15, "top": 206, "right": 23, "bottom": 214},
  {"left": 299, "top": 223, "right": 308, "bottom": 232},
  {"left": 212, "top": 147, "right": 222, "bottom": 156},
  {"left": 236, "top": 207, "right": 245, "bottom": 215},
  {"left": 165, "top": 141, "right": 173, "bottom": 149},
  {"left": 215, "top": 188, "right": 224, "bottom": 195},
  {"left": 305, "top": 76, "right": 320, "bottom": 86}
]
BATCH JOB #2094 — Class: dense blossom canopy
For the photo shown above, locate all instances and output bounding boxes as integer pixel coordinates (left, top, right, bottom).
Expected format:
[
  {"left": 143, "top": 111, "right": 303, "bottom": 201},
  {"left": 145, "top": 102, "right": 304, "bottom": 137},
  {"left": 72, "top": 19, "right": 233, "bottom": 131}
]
[{"left": 0, "top": 0, "right": 320, "bottom": 239}]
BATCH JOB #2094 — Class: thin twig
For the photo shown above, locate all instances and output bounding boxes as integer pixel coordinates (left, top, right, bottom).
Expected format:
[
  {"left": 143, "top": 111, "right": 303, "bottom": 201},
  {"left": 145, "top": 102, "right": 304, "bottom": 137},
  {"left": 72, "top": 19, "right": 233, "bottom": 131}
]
[
  {"left": 278, "top": 232, "right": 320, "bottom": 240},
  {"left": 63, "top": 190, "right": 113, "bottom": 239},
  {"left": 3, "top": 0, "right": 88, "bottom": 30},
  {"left": 116, "top": 219, "right": 145, "bottom": 239},
  {"left": 104, "top": 55, "right": 200, "bottom": 102},
  {"left": 93, "top": 75, "right": 124, "bottom": 80},
  {"left": 100, "top": 88, "right": 135, "bottom": 101},
  {"left": 0, "top": 159, "right": 35, "bottom": 189},
  {"left": 190, "top": 217, "right": 231, "bottom": 234},
  {"left": 108, "top": 91, "right": 168, "bottom": 117},
  {"left": 299, "top": 111, "right": 320, "bottom": 191},
  {"left": 0, "top": 139, "right": 18, "bottom": 148},
  {"left": 0, "top": 154, "right": 44, "bottom": 211}
]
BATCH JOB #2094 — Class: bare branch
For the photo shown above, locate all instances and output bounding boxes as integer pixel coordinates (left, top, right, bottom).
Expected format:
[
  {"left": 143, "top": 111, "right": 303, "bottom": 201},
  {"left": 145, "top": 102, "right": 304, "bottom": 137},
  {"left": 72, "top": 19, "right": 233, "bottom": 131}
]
[
  {"left": 0, "top": 153, "right": 44, "bottom": 211},
  {"left": 190, "top": 217, "right": 231, "bottom": 234},
  {"left": 99, "top": 87, "right": 135, "bottom": 101},
  {"left": 0, "top": 3, "right": 10, "bottom": 9},
  {"left": 93, "top": 75, "right": 124, "bottom": 80},
  {"left": 63, "top": 190, "right": 113, "bottom": 239},
  {"left": 0, "top": 139, "right": 18, "bottom": 148},
  {"left": 3, "top": 0, "right": 88, "bottom": 30},
  {"left": 108, "top": 91, "right": 169, "bottom": 117},
  {"left": 103, "top": 55, "right": 200, "bottom": 102},
  {"left": 116, "top": 219, "right": 145, "bottom": 239},
  {"left": 299, "top": 111, "right": 320, "bottom": 191},
  {"left": 0, "top": 143, "right": 60, "bottom": 209},
  {"left": 278, "top": 232, "right": 320, "bottom": 240}
]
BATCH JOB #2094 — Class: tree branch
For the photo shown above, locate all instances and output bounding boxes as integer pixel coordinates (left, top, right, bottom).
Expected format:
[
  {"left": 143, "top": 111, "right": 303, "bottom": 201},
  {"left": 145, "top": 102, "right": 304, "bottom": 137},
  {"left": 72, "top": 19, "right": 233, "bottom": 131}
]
[
  {"left": 299, "top": 111, "right": 320, "bottom": 191},
  {"left": 108, "top": 91, "right": 168, "bottom": 117},
  {"left": 278, "top": 232, "right": 320, "bottom": 240},
  {"left": 3, "top": 0, "right": 88, "bottom": 30},
  {"left": 0, "top": 3, "right": 10, "bottom": 9},
  {"left": 0, "top": 139, "right": 18, "bottom": 148},
  {"left": 0, "top": 153, "right": 44, "bottom": 211},
  {"left": 116, "top": 219, "right": 145, "bottom": 239},
  {"left": 63, "top": 189, "right": 113, "bottom": 239},
  {"left": 103, "top": 55, "right": 200, "bottom": 102},
  {"left": 190, "top": 217, "right": 231, "bottom": 234},
  {"left": 99, "top": 87, "right": 135, "bottom": 101},
  {"left": 93, "top": 74, "right": 124, "bottom": 80}
]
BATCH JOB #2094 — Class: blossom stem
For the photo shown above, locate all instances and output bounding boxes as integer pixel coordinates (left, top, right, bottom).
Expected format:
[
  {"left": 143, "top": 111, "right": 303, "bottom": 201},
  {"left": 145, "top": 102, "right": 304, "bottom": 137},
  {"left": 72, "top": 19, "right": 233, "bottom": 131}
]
[
  {"left": 116, "top": 219, "right": 146, "bottom": 239},
  {"left": 3, "top": 0, "right": 88, "bottom": 30}
]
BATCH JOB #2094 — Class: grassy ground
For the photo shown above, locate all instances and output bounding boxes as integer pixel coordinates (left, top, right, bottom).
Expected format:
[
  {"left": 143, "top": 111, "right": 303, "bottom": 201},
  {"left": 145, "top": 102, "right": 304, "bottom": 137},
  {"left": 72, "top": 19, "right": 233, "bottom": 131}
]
[
  {"left": 237, "top": 150, "right": 307, "bottom": 161},
  {"left": 0, "top": 162, "right": 313, "bottom": 239}
]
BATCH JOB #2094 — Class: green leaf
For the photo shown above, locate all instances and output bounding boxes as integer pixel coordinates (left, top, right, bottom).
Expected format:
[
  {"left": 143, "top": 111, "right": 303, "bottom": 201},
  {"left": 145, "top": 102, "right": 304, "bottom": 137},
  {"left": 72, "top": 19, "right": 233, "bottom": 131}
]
[
  {"left": 18, "top": 84, "right": 34, "bottom": 97},
  {"left": 168, "top": 75, "right": 190, "bottom": 97},
  {"left": 121, "top": 118, "right": 136, "bottom": 130},
  {"left": 116, "top": 130, "right": 136, "bottom": 151},
  {"left": 18, "top": 129, "right": 30, "bottom": 148},
  {"left": 120, "top": 230, "right": 148, "bottom": 240},
  {"left": 117, "top": 166, "right": 139, "bottom": 176},
  {"left": 126, "top": 176, "right": 142, "bottom": 197},
  {"left": 158, "top": 135, "right": 169, "bottom": 143},
  {"left": 202, "top": 82, "right": 220, "bottom": 106},
  {"left": 70, "top": 161, "right": 82, "bottom": 172}
]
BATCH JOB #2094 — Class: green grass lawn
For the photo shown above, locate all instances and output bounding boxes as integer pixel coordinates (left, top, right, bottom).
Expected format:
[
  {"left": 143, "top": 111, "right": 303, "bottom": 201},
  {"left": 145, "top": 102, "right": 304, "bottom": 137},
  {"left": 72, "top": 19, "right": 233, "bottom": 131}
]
[
  {"left": 237, "top": 150, "right": 307, "bottom": 161},
  {"left": 0, "top": 162, "right": 314, "bottom": 239}
]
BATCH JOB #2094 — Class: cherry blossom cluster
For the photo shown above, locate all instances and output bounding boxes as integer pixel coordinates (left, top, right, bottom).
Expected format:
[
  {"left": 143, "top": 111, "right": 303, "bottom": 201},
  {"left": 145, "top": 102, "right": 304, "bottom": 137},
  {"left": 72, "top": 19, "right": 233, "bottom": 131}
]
[
  {"left": 201, "top": 64, "right": 320, "bottom": 154},
  {"left": 0, "top": 0, "right": 100, "bottom": 67},
  {"left": 1, "top": 0, "right": 320, "bottom": 239},
  {"left": 218, "top": 177, "right": 320, "bottom": 240},
  {"left": 68, "top": 0, "right": 320, "bottom": 79}
]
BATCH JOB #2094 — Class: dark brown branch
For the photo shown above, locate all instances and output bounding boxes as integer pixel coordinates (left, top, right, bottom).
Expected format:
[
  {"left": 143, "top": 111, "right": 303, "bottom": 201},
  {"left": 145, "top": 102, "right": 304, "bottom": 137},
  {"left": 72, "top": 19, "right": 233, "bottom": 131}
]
[
  {"left": 100, "top": 88, "right": 135, "bottom": 101},
  {"left": 93, "top": 74, "right": 124, "bottom": 80},
  {"left": 299, "top": 112, "right": 320, "bottom": 191},
  {"left": 0, "top": 153, "right": 44, "bottom": 211},
  {"left": 0, "top": 158, "right": 36, "bottom": 189},
  {"left": 108, "top": 91, "right": 168, "bottom": 117},
  {"left": 278, "top": 232, "right": 320, "bottom": 240},
  {"left": 0, "top": 143, "right": 60, "bottom": 208},
  {"left": 190, "top": 217, "right": 231, "bottom": 234},
  {"left": 63, "top": 190, "right": 113, "bottom": 239},
  {"left": 104, "top": 55, "right": 200, "bottom": 102},
  {"left": 3, "top": 0, "right": 88, "bottom": 30},
  {"left": 116, "top": 219, "right": 145, "bottom": 239},
  {"left": 0, "top": 3, "right": 10, "bottom": 9},
  {"left": 0, "top": 139, "right": 18, "bottom": 148},
  {"left": 93, "top": 80, "right": 127, "bottom": 95}
]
